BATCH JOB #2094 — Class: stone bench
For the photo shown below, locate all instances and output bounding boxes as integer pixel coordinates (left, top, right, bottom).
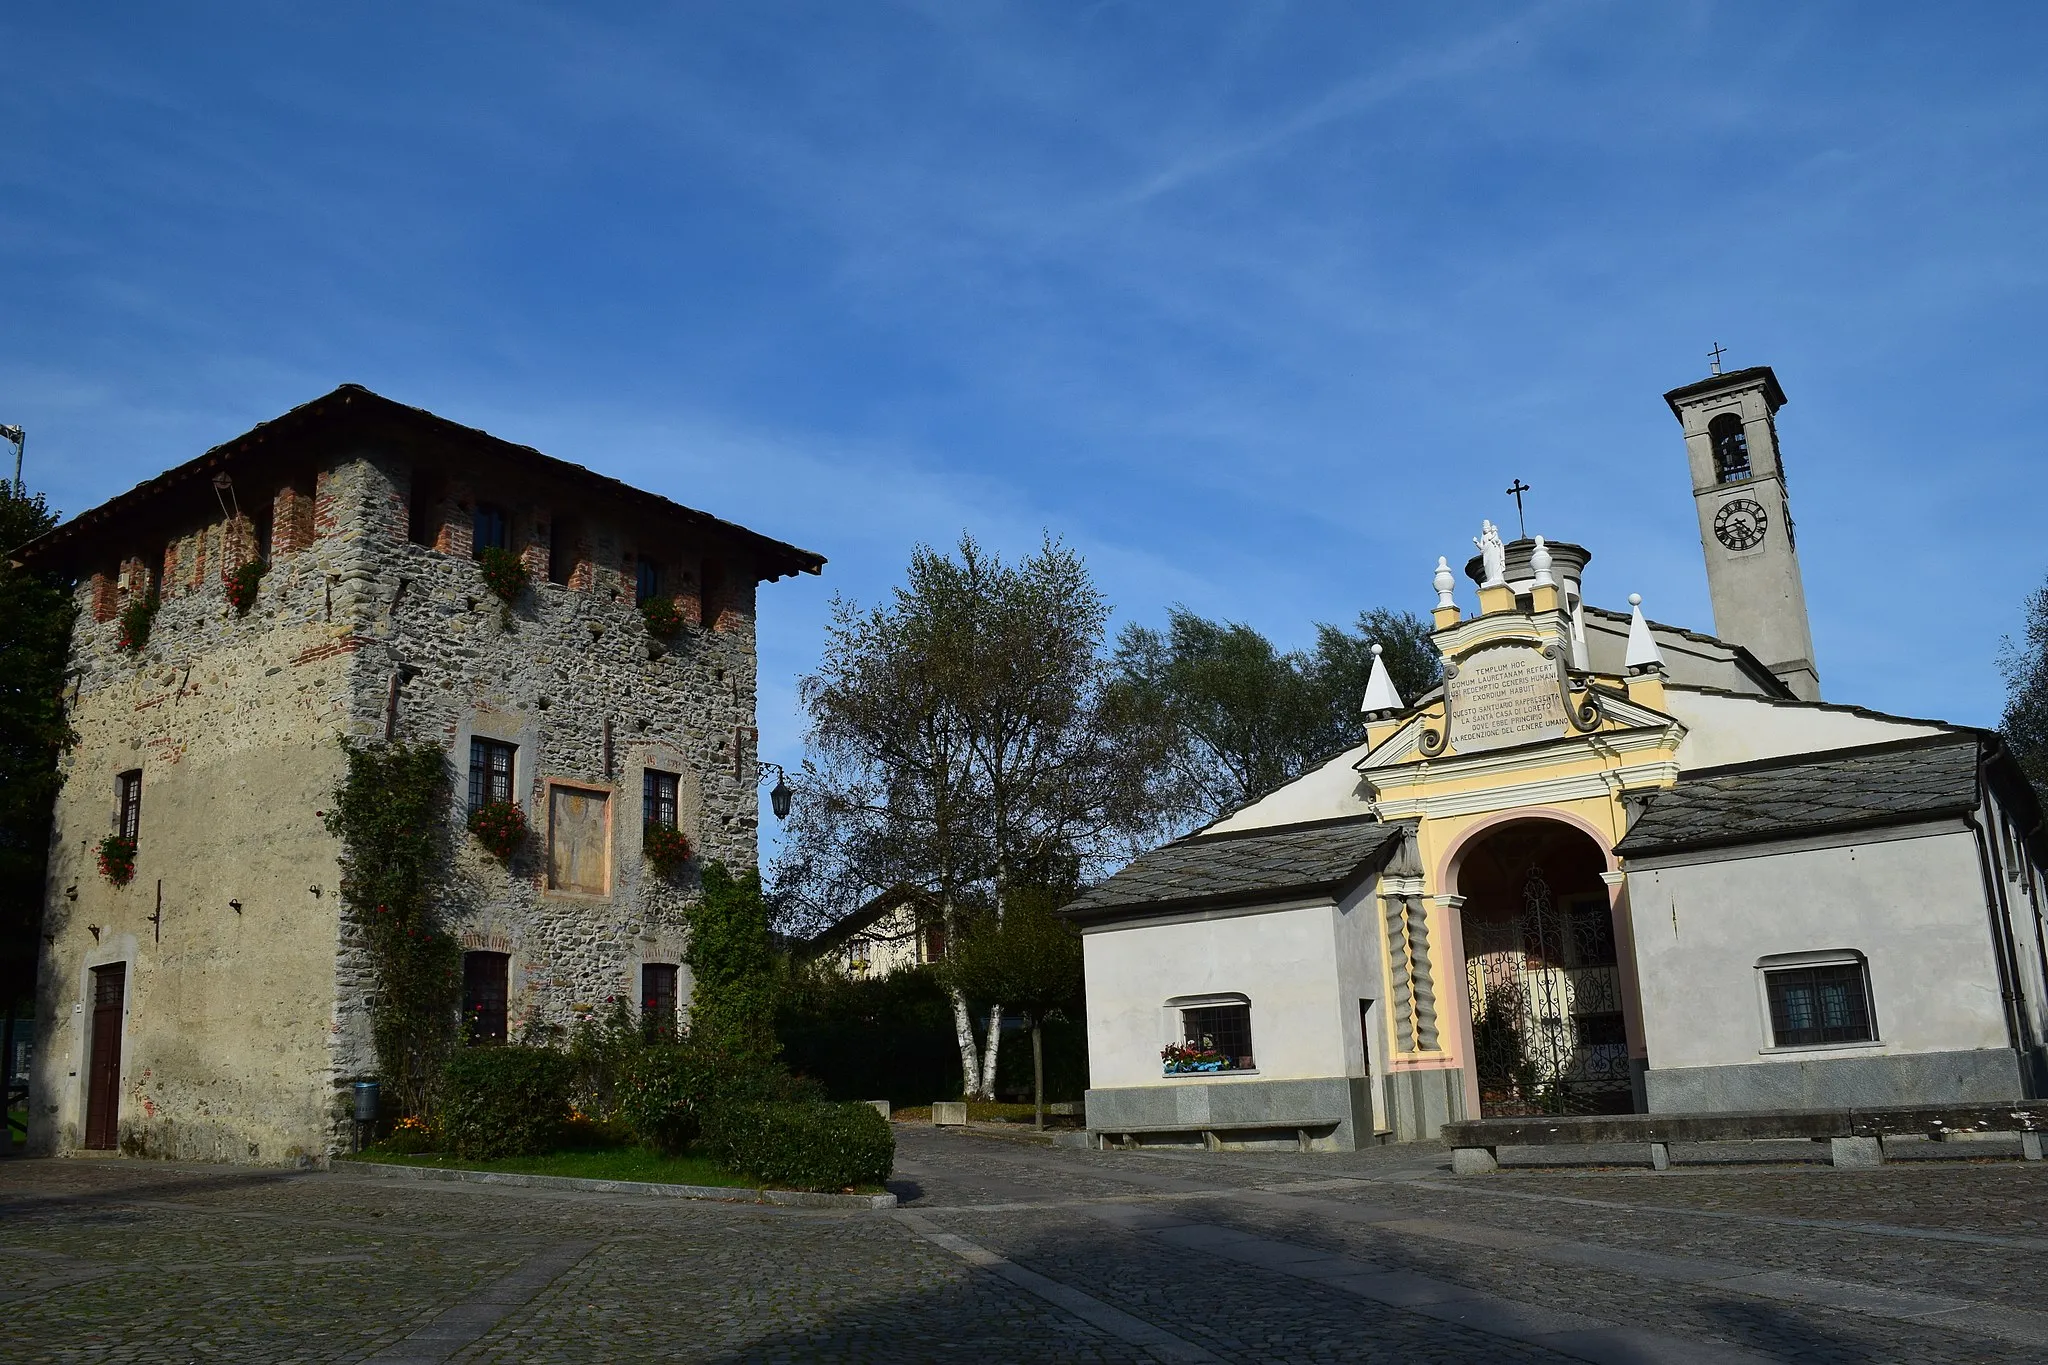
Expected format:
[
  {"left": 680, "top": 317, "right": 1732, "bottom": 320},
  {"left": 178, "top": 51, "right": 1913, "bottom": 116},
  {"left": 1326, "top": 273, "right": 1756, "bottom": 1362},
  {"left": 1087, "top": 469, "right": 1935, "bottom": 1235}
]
[
  {"left": 1093, "top": 1117, "right": 1342, "bottom": 1153},
  {"left": 1443, "top": 1102, "right": 2048, "bottom": 1173}
]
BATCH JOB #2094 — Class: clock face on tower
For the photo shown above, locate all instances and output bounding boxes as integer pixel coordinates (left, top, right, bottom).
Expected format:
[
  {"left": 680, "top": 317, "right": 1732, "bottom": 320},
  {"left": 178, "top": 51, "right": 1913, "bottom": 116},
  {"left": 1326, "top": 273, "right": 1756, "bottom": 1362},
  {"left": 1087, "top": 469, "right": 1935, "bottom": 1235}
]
[{"left": 1714, "top": 498, "right": 1769, "bottom": 551}]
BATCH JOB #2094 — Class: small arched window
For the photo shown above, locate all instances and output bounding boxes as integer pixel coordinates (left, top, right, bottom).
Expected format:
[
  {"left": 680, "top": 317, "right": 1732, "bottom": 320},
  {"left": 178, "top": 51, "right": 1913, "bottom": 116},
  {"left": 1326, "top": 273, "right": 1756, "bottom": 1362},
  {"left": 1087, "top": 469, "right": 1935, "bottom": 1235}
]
[{"left": 1710, "top": 413, "right": 1751, "bottom": 483}]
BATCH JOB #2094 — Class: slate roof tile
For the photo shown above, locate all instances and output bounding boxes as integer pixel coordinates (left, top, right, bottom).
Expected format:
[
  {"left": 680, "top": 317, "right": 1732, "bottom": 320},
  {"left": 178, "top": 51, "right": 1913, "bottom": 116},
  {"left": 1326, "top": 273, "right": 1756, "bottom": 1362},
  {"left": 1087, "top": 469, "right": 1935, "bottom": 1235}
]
[
  {"left": 1061, "top": 817, "right": 1404, "bottom": 922},
  {"left": 1616, "top": 735, "right": 1982, "bottom": 858}
]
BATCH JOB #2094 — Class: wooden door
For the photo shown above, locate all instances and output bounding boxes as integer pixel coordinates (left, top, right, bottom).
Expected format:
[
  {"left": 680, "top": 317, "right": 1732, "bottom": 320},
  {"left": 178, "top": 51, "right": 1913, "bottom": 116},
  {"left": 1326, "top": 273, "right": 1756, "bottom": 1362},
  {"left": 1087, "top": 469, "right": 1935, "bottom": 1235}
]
[{"left": 85, "top": 964, "right": 125, "bottom": 1150}]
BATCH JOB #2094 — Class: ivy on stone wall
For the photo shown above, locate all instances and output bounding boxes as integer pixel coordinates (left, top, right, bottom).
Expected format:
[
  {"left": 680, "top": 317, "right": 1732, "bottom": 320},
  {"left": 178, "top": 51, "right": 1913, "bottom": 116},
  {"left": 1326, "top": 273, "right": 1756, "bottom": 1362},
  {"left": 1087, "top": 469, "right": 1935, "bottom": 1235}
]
[{"left": 324, "top": 738, "right": 460, "bottom": 1117}]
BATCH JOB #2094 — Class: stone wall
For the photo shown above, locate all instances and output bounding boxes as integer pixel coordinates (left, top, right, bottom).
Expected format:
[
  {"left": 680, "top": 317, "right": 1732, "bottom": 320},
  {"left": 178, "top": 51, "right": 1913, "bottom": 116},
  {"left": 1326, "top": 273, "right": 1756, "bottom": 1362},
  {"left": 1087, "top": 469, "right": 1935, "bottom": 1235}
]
[
  {"left": 33, "top": 438, "right": 774, "bottom": 1164},
  {"left": 32, "top": 472, "right": 363, "bottom": 1163}
]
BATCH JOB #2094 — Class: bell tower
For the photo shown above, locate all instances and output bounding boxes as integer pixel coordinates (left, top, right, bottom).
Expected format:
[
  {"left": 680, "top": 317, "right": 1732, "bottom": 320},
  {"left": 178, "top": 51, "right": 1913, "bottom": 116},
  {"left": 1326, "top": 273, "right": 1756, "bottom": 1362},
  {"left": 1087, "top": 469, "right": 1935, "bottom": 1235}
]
[{"left": 1663, "top": 361, "right": 1820, "bottom": 700}]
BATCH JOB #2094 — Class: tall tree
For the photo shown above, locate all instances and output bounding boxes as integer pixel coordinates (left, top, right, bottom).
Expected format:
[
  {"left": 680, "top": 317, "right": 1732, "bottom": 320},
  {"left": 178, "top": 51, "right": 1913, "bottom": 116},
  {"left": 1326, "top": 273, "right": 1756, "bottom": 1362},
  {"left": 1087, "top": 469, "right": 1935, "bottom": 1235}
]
[
  {"left": 0, "top": 486, "right": 72, "bottom": 1087},
  {"left": 774, "top": 534, "right": 1163, "bottom": 1098},
  {"left": 942, "top": 889, "right": 1083, "bottom": 1129},
  {"left": 2001, "top": 575, "right": 2048, "bottom": 797},
  {"left": 1112, "top": 605, "right": 1440, "bottom": 824}
]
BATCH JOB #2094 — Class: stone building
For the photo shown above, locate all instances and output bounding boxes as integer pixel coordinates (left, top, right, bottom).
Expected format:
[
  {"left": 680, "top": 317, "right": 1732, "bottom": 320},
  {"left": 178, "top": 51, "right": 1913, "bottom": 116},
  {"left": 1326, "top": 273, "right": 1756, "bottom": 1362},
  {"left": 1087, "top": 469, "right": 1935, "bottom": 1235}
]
[
  {"left": 1068, "top": 362, "right": 2048, "bottom": 1150},
  {"left": 20, "top": 385, "right": 822, "bottom": 1163}
]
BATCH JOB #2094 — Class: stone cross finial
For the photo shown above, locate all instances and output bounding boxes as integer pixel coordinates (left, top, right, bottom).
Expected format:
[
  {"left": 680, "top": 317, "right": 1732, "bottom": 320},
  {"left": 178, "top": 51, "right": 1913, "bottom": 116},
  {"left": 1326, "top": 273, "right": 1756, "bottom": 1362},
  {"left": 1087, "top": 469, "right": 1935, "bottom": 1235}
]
[{"left": 1433, "top": 556, "right": 1456, "bottom": 608}]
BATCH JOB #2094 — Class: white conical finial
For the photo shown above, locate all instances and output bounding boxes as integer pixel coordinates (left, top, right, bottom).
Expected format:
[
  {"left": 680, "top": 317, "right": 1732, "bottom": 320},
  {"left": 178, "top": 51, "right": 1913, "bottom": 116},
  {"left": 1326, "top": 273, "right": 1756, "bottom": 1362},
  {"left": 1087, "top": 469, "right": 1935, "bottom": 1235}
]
[
  {"left": 1530, "top": 535, "right": 1554, "bottom": 588},
  {"left": 1360, "top": 642, "right": 1405, "bottom": 716},
  {"left": 1625, "top": 593, "right": 1665, "bottom": 673},
  {"left": 1433, "top": 556, "right": 1456, "bottom": 609}
]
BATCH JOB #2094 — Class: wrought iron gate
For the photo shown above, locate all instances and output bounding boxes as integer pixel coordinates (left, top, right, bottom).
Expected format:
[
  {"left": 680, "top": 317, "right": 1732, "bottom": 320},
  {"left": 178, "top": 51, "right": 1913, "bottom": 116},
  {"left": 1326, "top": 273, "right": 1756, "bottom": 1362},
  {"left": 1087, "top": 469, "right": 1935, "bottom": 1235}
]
[{"left": 1464, "top": 867, "right": 1634, "bottom": 1117}]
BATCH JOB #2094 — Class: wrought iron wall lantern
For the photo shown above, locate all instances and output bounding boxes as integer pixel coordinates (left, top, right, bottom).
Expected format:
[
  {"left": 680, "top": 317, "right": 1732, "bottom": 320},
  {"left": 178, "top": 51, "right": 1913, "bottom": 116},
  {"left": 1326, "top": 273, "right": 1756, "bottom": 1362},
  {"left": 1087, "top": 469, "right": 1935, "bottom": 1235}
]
[{"left": 759, "top": 762, "right": 793, "bottom": 822}]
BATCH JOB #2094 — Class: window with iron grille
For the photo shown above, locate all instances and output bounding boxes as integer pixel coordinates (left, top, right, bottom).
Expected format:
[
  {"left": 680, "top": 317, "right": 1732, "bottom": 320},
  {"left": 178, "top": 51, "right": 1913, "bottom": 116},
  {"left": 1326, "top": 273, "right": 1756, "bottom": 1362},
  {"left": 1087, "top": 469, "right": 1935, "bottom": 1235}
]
[
  {"left": 469, "top": 738, "right": 516, "bottom": 813},
  {"left": 642, "top": 962, "right": 679, "bottom": 1042},
  {"left": 635, "top": 557, "right": 663, "bottom": 606},
  {"left": 116, "top": 770, "right": 142, "bottom": 843},
  {"left": 1765, "top": 961, "right": 1874, "bottom": 1047},
  {"left": 463, "top": 952, "right": 510, "bottom": 1044},
  {"left": 472, "top": 503, "right": 509, "bottom": 557},
  {"left": 643, "top": 769, "right": 679, "bottom": 828},
  {"left": 1180, "top": 1002, "right": 1255, "bottom": 1070}
]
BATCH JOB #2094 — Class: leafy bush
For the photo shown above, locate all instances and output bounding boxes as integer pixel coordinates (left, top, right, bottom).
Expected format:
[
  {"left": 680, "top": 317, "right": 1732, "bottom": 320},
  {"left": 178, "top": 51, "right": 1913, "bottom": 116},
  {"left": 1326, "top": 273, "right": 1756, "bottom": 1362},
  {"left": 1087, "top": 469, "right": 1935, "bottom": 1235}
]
[
  {"left": 225, "top": 559, "right": 266, "bottom": 615},
  {"left": 478, "top": 546, "right": 530, "bottom": 604},
  {"left": 97, "top": 834, "right": 137, "bottom": 887},
  {"left": 643, "top": 822, "right": 693, "bottom": 878},
  {"left": 641, "top": 596, "right": 686, "bottom": 638},
  {"left": 619, "top": 1038, "right": 783, "bottom": 1155},
  {"left": 468, "top": 800, "right": 527, "bottom": 861},
  {"left": 117, "top": 589, "right": 160, "bottom": 653},
  {"left": 704, "top": 1101, "right": 895, "bottom": 1192},
  {"left": 566, "top": 998, "right": 644, "bottom": 1120},
  {"left": 440, "top": 1046, "right": 573, "bottom": 1160}
]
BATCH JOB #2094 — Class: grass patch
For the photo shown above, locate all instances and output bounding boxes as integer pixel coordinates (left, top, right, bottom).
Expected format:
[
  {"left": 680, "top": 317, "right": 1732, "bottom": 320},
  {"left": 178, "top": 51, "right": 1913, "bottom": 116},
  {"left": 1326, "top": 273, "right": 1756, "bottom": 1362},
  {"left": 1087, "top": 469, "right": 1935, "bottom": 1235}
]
[{"left": 344, "top": 1144, "right": 755, "bottom": 1188}]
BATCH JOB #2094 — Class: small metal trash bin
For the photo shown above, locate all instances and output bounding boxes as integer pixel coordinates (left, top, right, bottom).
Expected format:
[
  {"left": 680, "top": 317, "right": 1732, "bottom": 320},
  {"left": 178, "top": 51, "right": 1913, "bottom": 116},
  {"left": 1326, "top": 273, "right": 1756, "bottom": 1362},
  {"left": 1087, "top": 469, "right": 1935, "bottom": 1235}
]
[{"left": 351, "top": 1081, "right": 379, "bottom": 1151}]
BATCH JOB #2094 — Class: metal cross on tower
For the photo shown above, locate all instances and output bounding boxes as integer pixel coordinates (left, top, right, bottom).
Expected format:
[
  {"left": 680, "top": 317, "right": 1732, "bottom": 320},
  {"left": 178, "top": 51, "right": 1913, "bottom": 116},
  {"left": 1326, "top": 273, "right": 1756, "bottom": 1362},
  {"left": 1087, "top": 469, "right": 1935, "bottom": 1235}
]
[
  {"left": 1505, "top": 479, "right": 1531, "bottom": 538},
  {"left": 1707, "top": 342, "right": 1727, "bottom": 375}
]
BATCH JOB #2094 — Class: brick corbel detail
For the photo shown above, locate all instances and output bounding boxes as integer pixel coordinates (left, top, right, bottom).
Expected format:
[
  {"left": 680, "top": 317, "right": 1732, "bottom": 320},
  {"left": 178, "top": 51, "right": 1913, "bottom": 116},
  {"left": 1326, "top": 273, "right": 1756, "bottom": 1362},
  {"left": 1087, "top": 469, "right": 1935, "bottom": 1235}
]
[
  {"left": 273, "top": 486, "right": 316, "bottom": 556},
  {"left": 87, "top": 573, "right": 119, "bottom": 623}
]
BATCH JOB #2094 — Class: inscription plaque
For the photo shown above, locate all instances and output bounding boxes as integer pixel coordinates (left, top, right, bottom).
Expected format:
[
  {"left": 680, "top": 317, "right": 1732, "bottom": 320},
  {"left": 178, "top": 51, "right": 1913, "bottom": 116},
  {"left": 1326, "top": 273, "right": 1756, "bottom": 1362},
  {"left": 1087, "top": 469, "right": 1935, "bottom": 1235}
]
[{"left": 1449, "top": 646, "right": 1568, "bottom": 753}]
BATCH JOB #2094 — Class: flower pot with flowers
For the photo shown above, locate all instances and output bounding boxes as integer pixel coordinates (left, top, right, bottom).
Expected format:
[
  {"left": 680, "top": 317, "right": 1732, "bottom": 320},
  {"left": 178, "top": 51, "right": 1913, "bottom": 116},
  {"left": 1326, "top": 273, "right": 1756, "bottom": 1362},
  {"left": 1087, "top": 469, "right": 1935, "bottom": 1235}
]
[
  {"left": 1161, "top": 1041, "right": 1231, "bottom": 1075},
  {"left": 97, "top": 835, "right": 137, "bottom": 887},
  {"left": 468, "top": 800, "right": 528, "bottom": 862},
  {"left": 642, "top": 822, "right": 693, "bottom": 879},
  {"left": 117, "top": 590, "right": 161, "bottom": 654},
  {"left": 225, "top": 559, "right": 266, "bottom": 616},
  {"left": 640, "top": 595, "right": 686, "bottom": 640}
]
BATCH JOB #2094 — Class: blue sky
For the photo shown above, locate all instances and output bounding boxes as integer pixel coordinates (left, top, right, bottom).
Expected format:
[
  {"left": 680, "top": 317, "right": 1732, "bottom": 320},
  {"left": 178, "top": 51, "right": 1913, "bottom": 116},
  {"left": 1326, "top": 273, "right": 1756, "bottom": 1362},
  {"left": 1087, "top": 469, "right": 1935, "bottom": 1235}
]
[{"left": 5, "top": 2, "right": 2044, "bottom": 837}]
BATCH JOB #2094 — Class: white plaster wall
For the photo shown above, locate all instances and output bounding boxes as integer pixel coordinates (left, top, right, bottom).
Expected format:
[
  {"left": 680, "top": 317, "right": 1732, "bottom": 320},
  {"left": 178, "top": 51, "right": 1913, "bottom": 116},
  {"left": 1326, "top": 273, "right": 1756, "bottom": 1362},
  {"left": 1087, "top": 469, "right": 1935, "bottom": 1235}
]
[
  {"left": 1206, "top": 747, "right": 1373, "bottom": 834},
  {"left": 1083, "top": 903, "right": 1348, "bottom": 1089},
  {"left": 1663, "top": 689, "right": 1946, "bottom": 772},
  {"left": 1629, "top": 826, "right": 2008, "bottom": 1073}
]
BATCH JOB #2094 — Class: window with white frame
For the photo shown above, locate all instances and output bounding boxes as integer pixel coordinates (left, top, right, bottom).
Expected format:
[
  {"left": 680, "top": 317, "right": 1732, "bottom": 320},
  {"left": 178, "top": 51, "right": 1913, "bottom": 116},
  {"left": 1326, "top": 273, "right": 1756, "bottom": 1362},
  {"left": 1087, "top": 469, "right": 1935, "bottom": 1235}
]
[
  {"left": 1163, "top": 994, "right": 1254, "bottom": 1073},
  {"left": 1760, "top": 952, "right": 1875, "bottom": 1048}
]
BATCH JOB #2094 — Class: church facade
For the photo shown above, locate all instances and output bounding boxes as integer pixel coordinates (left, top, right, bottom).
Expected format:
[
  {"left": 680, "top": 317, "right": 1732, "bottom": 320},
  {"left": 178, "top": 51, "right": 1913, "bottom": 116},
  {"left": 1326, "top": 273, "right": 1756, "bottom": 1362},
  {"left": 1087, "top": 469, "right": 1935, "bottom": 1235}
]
[{"left": 1066, "top": 364, "right": 2048, "bottom": 1149}]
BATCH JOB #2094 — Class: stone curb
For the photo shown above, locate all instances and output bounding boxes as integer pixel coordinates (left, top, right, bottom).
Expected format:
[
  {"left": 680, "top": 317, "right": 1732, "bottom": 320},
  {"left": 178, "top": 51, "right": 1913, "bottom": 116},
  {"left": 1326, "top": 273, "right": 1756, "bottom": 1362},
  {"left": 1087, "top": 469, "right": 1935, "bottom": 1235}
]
[{"left": 330, "top": 1160, "right": 898, "bottom": 1209}]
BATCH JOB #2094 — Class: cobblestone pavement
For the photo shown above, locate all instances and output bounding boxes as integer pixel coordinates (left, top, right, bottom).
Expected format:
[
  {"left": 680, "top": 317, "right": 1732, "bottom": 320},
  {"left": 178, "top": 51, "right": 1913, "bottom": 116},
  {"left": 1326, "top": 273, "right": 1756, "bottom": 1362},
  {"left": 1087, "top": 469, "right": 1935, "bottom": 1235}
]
[{"left": 3, "top": 1132, "right": 2045, "bottom": 1363}]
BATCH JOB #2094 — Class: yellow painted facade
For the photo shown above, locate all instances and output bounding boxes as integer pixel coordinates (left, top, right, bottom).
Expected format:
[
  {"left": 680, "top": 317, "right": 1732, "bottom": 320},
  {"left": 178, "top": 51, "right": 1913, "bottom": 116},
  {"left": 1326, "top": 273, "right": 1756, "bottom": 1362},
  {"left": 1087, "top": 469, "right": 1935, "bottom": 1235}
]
[{"left": 1357, "top": 586, "right": 1682, "bottom": 1119}]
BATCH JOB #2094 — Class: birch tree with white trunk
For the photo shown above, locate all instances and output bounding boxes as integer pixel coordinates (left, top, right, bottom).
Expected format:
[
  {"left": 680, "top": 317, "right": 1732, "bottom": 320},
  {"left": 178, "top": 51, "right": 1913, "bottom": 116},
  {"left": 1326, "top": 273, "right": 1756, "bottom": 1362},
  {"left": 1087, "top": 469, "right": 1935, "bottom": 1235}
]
[{"left": 771, "top": 534, "right": 1169, "bottom": 1099}]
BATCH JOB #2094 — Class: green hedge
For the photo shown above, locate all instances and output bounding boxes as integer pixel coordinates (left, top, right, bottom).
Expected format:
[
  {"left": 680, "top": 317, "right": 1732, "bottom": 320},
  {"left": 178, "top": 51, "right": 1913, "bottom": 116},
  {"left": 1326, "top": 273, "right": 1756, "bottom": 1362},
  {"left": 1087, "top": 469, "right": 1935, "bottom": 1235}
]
[
  {"left": 619, "top": 1042, "right": 781, "bottom": 1155},
  {"left": 777, "top": 965, "right": 963, "bottom": 1106},
  {"left": 440, "top": 1046, "right": 573, "bottom": 1160},
  {"left": 705, "top": 1101, "right": 895, "bottom": 1191}
]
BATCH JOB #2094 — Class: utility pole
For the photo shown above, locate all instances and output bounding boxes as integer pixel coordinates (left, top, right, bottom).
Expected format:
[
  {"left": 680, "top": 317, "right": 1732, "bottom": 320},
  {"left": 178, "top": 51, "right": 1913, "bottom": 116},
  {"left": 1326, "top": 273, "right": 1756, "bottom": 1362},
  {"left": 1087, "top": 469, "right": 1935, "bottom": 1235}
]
[{"left": 0, "top": 426, "right": 22, "bottom": 493}]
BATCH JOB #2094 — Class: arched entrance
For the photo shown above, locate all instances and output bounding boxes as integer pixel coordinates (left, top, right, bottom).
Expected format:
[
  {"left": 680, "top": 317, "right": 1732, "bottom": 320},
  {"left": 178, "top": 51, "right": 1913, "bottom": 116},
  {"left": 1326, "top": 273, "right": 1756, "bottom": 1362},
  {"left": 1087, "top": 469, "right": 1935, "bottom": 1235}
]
[{"left": 1452, "top": 818, "right": 1635, "bottom": 1117}]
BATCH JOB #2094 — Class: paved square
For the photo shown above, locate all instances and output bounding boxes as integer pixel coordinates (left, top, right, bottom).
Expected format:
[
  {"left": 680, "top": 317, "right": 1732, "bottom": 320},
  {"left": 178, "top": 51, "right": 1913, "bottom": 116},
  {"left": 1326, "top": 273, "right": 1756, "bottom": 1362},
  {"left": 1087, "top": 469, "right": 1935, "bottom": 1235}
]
[{"left": 4, "top": 1132, "right": 2045, "bottom": 1362}]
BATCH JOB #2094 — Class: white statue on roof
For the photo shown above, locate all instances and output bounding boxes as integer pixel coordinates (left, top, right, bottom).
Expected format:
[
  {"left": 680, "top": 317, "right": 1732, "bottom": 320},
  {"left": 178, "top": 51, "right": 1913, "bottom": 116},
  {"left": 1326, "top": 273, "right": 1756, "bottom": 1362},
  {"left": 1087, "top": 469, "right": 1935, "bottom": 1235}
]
[{"left": 1474, "top": 520, "right": 1507, "bottom": 587}]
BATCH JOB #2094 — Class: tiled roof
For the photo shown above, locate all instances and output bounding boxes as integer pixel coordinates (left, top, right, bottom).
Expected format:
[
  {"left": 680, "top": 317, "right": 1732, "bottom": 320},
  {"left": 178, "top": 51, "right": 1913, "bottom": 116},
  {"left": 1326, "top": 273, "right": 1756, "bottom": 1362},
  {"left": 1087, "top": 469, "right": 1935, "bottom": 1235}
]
[
  {"left": 1616, "top": 735, "right": 1983, "bottom": 858},
  {"left": 1060, "top": 817, "right": 1405, "bottom": 924}
]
